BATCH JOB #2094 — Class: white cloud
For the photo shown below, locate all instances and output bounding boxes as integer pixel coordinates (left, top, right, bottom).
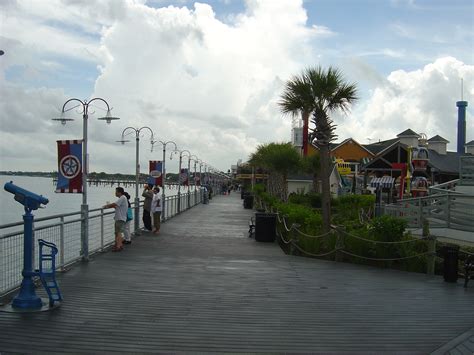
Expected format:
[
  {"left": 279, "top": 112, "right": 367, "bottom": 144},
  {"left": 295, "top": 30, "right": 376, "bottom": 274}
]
[
  {"left": 1, "top": 0, "right": 473, "bottom": 176},
  {"left": 337, "top": 57, "right": 474, "bottom": 148}
]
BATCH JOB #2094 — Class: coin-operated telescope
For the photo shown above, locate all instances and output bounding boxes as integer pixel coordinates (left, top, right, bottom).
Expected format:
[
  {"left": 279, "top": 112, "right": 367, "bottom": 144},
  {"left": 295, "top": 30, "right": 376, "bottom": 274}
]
[
  {"left": 2, "top": 182, "right": 61, "bottom": 311},
  {"left": 4, "top": 181, "right": 49, "bottom": 211}
]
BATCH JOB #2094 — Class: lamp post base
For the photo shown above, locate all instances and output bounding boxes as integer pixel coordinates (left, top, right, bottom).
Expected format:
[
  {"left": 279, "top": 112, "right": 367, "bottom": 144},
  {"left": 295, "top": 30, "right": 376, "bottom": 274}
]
[{"left": 11, "top": 278, "right": 42, "bottom": 310}]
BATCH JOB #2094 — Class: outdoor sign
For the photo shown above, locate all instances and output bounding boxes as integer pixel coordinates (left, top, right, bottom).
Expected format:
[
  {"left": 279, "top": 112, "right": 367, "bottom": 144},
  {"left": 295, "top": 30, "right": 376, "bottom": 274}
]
[
  {"left": 179, "top": 168, "right": 189, "bottom": 186},
  {"left": 149, "top": 160, "right": 163, "bottom": 186},
  {"left": 56, "top": 140, "right": 83, "bottom": 193}
]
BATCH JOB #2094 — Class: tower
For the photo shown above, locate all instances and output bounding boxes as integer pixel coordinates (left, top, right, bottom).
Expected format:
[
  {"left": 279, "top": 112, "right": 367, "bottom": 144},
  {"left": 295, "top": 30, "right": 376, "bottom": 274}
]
[{"left": 457, "top": 100, "right": 468, "bottom": 154}]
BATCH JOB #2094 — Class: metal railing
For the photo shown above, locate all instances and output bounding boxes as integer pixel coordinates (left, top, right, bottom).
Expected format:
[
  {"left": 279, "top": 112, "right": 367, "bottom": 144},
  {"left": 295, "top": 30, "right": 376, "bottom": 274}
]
[
  {"left": 0, "top": 190, "right": 203, "bottom": 298},
  {"left": 383, "top": 193, "right": 474, "bottom": 232}
]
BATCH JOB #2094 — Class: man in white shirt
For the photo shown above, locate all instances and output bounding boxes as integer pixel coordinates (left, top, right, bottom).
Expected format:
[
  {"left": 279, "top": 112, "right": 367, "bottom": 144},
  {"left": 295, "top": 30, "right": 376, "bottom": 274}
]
[
  {"left": 151, "top": 187, "right": 162, "bottom": 234},
  {"left": 103, "top": 187, "right": 128, "bottom": 251}
]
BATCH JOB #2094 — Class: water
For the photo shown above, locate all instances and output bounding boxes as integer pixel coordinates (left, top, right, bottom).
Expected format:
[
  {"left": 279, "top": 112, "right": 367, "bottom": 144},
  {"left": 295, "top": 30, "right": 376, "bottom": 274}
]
[{"left": 0, "top": 175, "right": 192, "bottom": 225}]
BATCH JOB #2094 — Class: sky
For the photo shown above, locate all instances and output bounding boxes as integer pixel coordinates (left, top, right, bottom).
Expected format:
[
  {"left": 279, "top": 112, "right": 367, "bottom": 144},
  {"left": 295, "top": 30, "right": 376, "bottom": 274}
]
[{"left": 0, "top": 0, "right": 473, "bottom": 174}]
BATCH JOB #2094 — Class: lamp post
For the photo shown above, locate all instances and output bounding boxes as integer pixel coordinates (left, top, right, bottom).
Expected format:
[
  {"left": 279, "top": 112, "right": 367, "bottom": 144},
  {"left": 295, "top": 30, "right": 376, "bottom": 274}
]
[
  {"left": 189, "top": 155, "right": 199, "bottom": 207},
  {"left": 178, "top": 150, "right": 191, "bottom": 212},
  {"left": 53, "top": 98, "right": 119, "bottom": 261},
  {"left": 117, "top": 126, "right": 154, "bottom": 234},
  {"left": 152, "top": 140, "right": 178, "bottom": 221}
]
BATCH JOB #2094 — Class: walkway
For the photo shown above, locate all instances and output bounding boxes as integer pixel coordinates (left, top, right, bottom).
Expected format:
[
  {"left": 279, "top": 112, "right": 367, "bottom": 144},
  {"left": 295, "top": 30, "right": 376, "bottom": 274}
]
[{"left": 0, "top": 193, "right": 473, "bottom": 354}]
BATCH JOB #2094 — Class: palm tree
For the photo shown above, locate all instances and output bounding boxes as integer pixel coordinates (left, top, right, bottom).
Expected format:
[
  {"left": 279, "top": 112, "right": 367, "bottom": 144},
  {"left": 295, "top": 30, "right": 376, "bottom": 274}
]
[
  {"left": 279, "top": 74, "right": 314, "bottom": 157},
  {"left": 249, "top": 143, "right": 301, "bottom": 201},
  {"left": 279, "top": 66, "right": 357, "bottom": 232}
]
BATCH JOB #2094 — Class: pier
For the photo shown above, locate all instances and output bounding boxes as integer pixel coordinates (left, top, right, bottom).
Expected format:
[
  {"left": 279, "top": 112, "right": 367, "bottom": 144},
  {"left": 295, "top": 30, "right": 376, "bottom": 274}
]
[{"left": 1, "top": 193, "right": 473, "bottom": 353}]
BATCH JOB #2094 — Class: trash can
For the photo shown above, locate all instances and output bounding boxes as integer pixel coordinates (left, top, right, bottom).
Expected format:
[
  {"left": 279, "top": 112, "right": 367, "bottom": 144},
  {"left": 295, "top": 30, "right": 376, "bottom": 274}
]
[
  {"left": 255, "top": 212, "right": 276, "bottom": 242},
  {"left": 443, "top": 245, "right": 460, "bottom": 283},
  {"left": 243, "top": 194, "right": 254, "bottom": 209}
]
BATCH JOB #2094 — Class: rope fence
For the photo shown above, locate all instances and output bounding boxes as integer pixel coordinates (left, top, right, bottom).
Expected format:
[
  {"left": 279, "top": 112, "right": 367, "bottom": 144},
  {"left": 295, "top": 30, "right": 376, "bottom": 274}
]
[{"left": 254, "top": 196, "right": 440, "bottom": 274}]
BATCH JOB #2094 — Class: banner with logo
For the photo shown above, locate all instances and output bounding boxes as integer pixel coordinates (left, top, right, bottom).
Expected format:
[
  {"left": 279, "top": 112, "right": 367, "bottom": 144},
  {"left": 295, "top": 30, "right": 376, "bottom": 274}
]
[
  {"left": 149, "top": 161, "right": 163, "bottom": 186},
  {"left": 56, "top": 140, "right": 83, "bottom": 193},
  {"left": 179, "top": 168, "right": 189, "bottom": 186}
]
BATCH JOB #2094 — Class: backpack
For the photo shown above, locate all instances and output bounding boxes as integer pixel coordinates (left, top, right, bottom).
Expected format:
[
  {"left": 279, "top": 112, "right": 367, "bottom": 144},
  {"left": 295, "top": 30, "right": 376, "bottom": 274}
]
[{"left": 126, "top": 207, "right": 133, "bottom": 222}]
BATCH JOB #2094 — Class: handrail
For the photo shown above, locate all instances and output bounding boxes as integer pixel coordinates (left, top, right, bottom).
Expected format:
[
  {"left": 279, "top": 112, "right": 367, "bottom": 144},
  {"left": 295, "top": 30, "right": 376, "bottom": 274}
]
[{"left": 0, "top": 190, "right": 203, "bottom": 298}]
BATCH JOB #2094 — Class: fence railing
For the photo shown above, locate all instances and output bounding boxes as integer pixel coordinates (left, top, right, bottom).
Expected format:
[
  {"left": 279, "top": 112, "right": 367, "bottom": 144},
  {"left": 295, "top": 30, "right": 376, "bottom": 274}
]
[
  {"left": 254, "top": 196, "right": 473, "bottom": 277},
  {"left": 382, "top": 193, "right": 474, "bottom": 232},
  {"left": 0, "top": 190, "right": 203, "bottom": 298}
]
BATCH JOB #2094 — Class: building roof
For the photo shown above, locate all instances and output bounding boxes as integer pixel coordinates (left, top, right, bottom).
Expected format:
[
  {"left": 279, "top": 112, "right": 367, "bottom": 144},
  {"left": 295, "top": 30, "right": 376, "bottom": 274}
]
[
  {"left": 287, "top": 173, "right": 313, "bottom": 181},
  {"left": 397, "top": 128, "right": 420, "bottom": 138},
  {"left": 363, "top": 138, "right": 399, "bottom": 155},
  {"left": 331, "top": 138, "right": 375, "bottom": 156},
  {"left": 427, "top": 135, "right": 449, "bottom": 143},
  {"left": 397, "top": 128, "right": 420, "bottom": 137},
  {"left": 465, "top": 140, "right": 474, "bottom": 147},
  {"left": 428, "top": 150, "right": 462, "bottom": 174}
]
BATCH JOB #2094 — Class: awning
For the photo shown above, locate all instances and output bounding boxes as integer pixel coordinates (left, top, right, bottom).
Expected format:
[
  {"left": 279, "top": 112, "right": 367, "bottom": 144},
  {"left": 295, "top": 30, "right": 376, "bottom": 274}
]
[{"left": 370, "top": 176, "right": 395, "bottom": 188}]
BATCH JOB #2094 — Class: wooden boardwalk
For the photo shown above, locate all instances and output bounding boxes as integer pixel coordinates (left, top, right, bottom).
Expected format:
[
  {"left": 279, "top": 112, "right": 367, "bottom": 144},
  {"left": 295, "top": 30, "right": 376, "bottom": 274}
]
[{"left": 1, "top": 193, "right": 473, "bottom": 354}]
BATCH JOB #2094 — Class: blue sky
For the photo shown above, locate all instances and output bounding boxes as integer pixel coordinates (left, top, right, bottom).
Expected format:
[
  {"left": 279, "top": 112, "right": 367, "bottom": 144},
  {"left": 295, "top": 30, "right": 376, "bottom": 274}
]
[{"left": 0, "top": 0, "right": 473, "bottom": 173}]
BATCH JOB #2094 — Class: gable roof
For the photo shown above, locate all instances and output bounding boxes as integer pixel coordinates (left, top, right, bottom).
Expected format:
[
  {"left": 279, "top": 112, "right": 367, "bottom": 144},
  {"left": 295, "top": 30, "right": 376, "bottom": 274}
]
[
  {"left": 466, "top": 140, "right": 474, "bottom": 147},
  {"left": 331, "top": 138, "right": 375, "bottom": 156},
  {"left": 397, "top": 129, "right": 420, "bottom": 137},
  {"left": 428, "top": 150, "right": 462, "bottom": 174},
  {"left": 428, "top": 135, "right": 449, "bottom": 143},
  {"left": 363, "top": 138, "right": 399, "bottom": 155}
]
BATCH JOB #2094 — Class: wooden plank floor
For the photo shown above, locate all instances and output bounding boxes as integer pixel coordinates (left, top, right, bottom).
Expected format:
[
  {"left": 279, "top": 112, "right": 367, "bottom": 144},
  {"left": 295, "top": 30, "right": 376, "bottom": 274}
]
[{"left": 1, "top": 193, "right": 473, "bottom": 354}]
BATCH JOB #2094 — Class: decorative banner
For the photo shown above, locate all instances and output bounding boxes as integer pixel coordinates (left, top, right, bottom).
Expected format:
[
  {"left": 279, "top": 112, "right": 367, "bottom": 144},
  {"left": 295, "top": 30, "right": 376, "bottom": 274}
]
[
  {"left": 195, "top": 173, "right": 201, "bottom": 186},
  {"left": 179, "top": 168, "right": 189, "bottom": 186},
  {"left": 56, "top": 140, "right": 83, "bottom": 193},
  {"left": 149, "top": 161, "right": 163, "bottom": 186}
]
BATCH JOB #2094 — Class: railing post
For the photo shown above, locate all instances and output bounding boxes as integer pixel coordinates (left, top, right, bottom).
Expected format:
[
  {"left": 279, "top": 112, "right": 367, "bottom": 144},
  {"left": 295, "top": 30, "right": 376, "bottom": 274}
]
[
  {"left": 423, "top": 219, "right": 436, "bottom": 276},
  {"left": 446, "top": 195, "right": 451, "bottom": 228},
  {"left": 100, "top": 208, "right": 104, "bottom": 252},
  {"left": 335, "top": 226, "right": 345, "bottom": 262},
  {"left": 418, "top": 198, "right": 423, "bottom": 228},
  {"left": 289, "top": 223, "right": 300, "bottom": 256},
  {"left": 59, "top": 216, "right": 65, "bottom": 271}
]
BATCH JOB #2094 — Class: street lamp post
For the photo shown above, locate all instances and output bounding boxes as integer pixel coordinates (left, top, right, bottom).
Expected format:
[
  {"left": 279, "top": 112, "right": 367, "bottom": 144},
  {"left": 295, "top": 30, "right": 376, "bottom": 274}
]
[
  {"left": 178, "top": 150, "right": 191, "bottom": 213},
  {"left": 152, "top": 140, "right": 178, "bottom": 221},
  {"left": 53, "top": 98, "right": 119, "bottom": 261},
  {"left": 117, "top": 126, "right": 154, "bottom": 234},
  {"left": 189, "top": 155, "right": 199, "bottom": 207}
]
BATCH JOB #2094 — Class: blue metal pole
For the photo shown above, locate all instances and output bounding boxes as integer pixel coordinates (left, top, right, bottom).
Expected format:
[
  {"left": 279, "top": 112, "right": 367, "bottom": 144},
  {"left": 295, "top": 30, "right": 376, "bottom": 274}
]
[{"left": 12, "top": 208, "right": 42, "bottom": 309}]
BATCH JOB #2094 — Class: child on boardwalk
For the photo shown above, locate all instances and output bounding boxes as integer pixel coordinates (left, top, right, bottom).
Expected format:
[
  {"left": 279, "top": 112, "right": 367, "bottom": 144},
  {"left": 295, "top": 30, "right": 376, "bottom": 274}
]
[
  {"left": 151, "top": 187, "right": 162, "bottom": 234},
  {"left": 123, "top": 192, "right": 133, "bottom": 245}
]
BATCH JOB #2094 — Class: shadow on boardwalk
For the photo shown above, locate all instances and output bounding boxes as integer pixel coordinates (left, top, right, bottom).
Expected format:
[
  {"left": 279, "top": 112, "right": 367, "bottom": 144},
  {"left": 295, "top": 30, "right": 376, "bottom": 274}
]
[{"left": 0, "top": 193, "right": 473, "bottom": 354}]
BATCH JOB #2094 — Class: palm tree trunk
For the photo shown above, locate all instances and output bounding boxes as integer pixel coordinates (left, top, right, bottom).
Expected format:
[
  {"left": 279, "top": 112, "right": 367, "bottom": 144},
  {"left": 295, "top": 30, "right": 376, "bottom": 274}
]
[
  {"left": 320, "top": 144, "right": 331, "bottom": 232},
  {"left": 302, "top": 111, "right": 310, "bottom": 156}
]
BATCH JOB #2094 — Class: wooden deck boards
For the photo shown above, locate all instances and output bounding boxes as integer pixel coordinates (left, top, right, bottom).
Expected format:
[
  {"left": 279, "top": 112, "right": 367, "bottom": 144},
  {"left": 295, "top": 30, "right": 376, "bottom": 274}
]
[{"left": 0, "top": 193, "right": 473, "bottom": 354}]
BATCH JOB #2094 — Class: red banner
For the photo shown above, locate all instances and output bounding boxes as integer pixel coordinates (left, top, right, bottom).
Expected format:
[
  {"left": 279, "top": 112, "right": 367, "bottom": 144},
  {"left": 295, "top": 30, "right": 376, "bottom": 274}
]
[
  {"left": 149, "top": 161, "right": 163, "bottom": 187},
  {"left": 56, "top": 140, "right": 83, "bottom": 193}
]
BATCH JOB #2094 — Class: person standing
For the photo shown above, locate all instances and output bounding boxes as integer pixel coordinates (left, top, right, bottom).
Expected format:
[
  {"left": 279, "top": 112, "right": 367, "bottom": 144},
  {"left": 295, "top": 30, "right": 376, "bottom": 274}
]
[
  {"left": 123, "top": 192, "right": 133, "bottom": 245},
  {"left": 142, "top": 184, "right": 154, "bottom": 231},
  {"left": 103, "top": 187, "right": 128, "bottom": 252},
  {"left": 151, "top": 186, "right": 162, "bottom": 234}
]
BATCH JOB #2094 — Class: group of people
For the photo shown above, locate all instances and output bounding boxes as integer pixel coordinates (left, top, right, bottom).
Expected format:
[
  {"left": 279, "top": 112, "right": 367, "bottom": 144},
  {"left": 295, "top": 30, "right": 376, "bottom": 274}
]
[
  {"left": 102, "top": 183, "right": 162, "bottom": 252},
  {"left": 141, "top": 183, "right": 162, "bottom": 234}
]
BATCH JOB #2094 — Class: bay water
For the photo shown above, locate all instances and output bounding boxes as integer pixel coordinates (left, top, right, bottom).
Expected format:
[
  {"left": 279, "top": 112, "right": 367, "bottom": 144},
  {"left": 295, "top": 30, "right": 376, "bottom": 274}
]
[{"left": 0, "top": 175, "right": 190, "bottom": 226}]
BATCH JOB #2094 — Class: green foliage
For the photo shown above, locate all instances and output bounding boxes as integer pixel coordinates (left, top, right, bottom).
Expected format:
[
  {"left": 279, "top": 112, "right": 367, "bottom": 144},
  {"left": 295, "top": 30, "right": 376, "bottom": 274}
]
[
  {"left": 258, "top": 188, "right": 431, "bottom": 274},
  {"left": 332, "top": 194, "right": 375, "bottom": 225},
  {"left": 249, "top": 142, "right": 301, "bottom": 174},
  {"left": 370, "top": 215, "right": 407, "bottom": 242}
]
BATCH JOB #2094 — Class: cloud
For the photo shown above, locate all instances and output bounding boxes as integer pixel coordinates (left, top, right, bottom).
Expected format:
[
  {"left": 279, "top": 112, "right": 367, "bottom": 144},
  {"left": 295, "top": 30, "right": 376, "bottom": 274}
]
[
  {"left": 337, "top": 57, "right": 474, "bottom": 148},
  {"left": 1, "top": 0, "right": 472, "bottom": 175}
]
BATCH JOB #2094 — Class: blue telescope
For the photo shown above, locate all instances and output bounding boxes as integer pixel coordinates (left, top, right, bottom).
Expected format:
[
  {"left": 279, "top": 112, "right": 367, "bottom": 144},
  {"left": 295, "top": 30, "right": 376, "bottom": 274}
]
[{"left": 4, "top": 181, "right": 49, "bottom": 211}]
